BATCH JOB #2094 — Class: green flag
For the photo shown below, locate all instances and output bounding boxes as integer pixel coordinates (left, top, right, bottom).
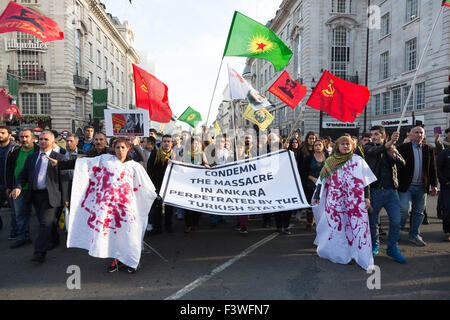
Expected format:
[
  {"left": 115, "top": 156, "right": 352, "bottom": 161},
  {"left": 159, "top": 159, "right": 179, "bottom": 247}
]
[
  {"left": 178, "top": 107, "right": 202, "bottom": 128},
  {"left": 223, "top": 11, "right": 293, "bottom": 72},
  {"left": 93, "top": 89, "right": 107, "bottom": 120},
  {"left": 7, "top": 74, "right": 18, "bottom": 100}
]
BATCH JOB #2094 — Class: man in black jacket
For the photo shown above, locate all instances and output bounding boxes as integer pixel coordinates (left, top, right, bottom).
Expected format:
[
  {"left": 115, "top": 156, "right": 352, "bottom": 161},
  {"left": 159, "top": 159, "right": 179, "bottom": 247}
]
[
  {"left": 397, "top": 126, "right": 438, "bottom": 247},
  {"left": 365, "top": 126, "right": 406, "bottom": 263},
  {"left": 0, "top": 126, "right": 19, "bottom": 236},
  {"left": 6, "top": 129, "right": 39, "bottom": 248},
  {"left": 437, "top": 147, "right": 450, "bottom": 241},
  {"left": 147, "top": 134, "right": 174, "bottom": 235},
  {"left": 10, "top": 131, "right": 69, "bottom": 263}
]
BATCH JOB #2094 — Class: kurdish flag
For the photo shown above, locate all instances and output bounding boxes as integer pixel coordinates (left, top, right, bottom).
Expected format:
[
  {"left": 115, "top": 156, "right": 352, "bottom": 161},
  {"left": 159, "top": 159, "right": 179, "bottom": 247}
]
[
  {"left": 178, "top": 107, "right": 202, "bottom": 128},
  {"left": 223, "top": 11, "right": 293, "bottom": 72},
  {"left": 443, "top": 0, "right": 450, "bottom": 6}
]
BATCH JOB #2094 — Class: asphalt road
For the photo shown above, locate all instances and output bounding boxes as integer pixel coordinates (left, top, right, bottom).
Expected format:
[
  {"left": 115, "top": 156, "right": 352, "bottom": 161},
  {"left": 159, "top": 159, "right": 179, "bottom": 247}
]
[{"left": 0, "top": 195, "right": 449, "bottom": 301}]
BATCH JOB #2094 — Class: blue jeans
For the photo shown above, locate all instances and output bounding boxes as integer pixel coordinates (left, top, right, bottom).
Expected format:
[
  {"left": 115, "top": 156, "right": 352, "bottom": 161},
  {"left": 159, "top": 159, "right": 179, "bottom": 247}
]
[
  {"left": 399, "top": 184, "right": 426, "bottom": 239},
  {"left": 369, "top": 188, "right": 401, "bottom": 249},
  {"left": 11, "top": 190, "right": 31, "bottom": 241}
]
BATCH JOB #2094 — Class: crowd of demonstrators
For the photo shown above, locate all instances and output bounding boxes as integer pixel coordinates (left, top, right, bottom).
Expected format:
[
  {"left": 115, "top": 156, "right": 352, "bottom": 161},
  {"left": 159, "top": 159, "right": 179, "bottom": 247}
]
[{"left": 1, "top": 122, "right": 448, "bottom": 273}]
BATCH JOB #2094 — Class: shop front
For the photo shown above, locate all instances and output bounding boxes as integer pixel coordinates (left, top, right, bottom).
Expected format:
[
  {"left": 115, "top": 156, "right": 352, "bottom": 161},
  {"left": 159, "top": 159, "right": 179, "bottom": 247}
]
[
  {"left": 371, "top": 116, "right": 424, "bottom": 143},
  {"left": 321, "top": 122, "right": 360, "bottom": 141}
]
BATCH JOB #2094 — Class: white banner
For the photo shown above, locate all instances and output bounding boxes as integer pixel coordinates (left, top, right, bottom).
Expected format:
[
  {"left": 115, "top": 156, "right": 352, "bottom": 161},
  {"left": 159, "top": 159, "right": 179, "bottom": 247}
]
[
  {"left": 160, "top": 150, "right": 310, "bottom": 215},
  {"left": 67, "top": 155, "right": 156, "bottom": 268}
]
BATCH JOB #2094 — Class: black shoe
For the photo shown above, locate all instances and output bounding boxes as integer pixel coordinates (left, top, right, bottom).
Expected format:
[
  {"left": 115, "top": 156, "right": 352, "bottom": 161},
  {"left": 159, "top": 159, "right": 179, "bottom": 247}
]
[
  {"left": 107, "top": 259, "right": 125, "bottom": 273},
  {"left": 127, "top": 266, "right": 138, "bottom": 273},
  {"left": 31, "top": 253, "right": 45, "bottom": 263},
  {"left": 8, "top": 233, "right": 18, "bottom": 240},
  {"left": 422, "top": 217, "right": 430, "bottom": 225},
  {"left": 10, "top": 239, "right": 32, "bottom": 249},
  {"left": 0, "top": 216, "right": 3, "bottom": 229},
  {"left": 239, "top": 226, "right": 248, "bottom": 234}
]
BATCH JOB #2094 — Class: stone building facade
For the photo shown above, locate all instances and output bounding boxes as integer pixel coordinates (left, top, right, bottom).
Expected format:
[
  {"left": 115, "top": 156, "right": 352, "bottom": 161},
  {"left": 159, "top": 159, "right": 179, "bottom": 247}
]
[
  {"left": 244, "top": 0, "right": 369, "bottom": 139},
  {"left": 0, "top": 0, "right": 140, "bottom": 134},
  {"left": 368, "top": 0, "right": 450, "bottom": 139}
]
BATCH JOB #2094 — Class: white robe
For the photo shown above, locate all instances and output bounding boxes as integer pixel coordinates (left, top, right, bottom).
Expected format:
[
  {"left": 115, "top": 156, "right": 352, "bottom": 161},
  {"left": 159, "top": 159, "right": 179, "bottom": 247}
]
[
  {"left": 67, "top": 155, "right": 156, "bottom": 269},
  {"left": 312, "top": 155, "right": 377, "bottom": 270}
]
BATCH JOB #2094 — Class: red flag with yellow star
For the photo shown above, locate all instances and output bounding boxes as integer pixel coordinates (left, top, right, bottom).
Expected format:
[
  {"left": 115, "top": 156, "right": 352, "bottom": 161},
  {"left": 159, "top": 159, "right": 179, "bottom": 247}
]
[{"left": 132, "top": 64, "right": 172, "bottom": 123}]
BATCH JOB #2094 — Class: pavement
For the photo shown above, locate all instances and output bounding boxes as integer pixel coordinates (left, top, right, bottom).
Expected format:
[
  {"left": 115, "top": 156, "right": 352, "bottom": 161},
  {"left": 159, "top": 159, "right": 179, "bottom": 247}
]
[{"left": 0, "top": 195, "right": 449, "bottom": 301}]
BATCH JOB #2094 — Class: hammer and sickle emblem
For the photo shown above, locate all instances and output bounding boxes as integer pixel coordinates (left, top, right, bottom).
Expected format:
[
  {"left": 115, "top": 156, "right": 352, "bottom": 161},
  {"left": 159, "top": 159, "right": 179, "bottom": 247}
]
[{"left": 322, "top": 81, "right": 335, "bottom": 98}]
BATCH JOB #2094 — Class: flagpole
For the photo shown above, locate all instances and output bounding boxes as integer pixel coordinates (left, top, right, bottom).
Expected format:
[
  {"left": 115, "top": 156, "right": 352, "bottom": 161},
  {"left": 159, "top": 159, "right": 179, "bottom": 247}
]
[
  {"left": 206, "top": 57, "right": 225, "bottom": 126},
  {"left": 287, "top": 104, "right": 306, "bottom": 140},
  {"left": 396, "top": 5, "right": 444, "bottom": 133}
]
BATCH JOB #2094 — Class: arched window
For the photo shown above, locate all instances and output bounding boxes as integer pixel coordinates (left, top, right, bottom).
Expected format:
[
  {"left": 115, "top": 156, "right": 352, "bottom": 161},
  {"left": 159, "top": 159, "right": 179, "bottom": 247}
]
[{"left": 331, "top": 27, "right": 350, "bottom": 79}]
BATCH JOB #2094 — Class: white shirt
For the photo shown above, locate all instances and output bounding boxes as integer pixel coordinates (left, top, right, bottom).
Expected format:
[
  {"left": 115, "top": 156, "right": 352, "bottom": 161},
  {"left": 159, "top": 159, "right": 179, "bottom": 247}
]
[{"left": 35, "top": 150, "right": 52, "bottom": 190}]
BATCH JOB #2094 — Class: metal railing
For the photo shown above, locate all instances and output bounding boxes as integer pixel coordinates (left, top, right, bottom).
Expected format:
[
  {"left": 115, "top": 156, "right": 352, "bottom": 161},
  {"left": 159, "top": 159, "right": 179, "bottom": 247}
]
[
  {"left": 73, "top": 75, "right": 89, "bottom": 90},
  {"left": 7, "top": 68, "right": 46, "bottom": 82}
]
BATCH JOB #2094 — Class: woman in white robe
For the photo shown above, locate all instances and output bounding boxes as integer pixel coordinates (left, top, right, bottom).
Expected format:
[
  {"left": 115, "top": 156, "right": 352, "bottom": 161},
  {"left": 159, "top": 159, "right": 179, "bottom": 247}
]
[{"left": 312, "top": 136, "right": 377, "bottom": 270}]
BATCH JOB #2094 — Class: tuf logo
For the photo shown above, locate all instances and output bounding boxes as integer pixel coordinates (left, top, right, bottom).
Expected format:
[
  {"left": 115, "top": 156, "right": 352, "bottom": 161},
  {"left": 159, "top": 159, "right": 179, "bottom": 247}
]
[{"left": 322, "top": 80, "right": 335, "bottom": 98}]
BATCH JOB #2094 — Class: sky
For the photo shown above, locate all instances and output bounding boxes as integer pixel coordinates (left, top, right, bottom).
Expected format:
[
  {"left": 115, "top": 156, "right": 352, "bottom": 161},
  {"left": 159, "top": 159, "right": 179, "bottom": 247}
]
[{"left": 102, "top": 0, "right": 283, "bottom": 129}]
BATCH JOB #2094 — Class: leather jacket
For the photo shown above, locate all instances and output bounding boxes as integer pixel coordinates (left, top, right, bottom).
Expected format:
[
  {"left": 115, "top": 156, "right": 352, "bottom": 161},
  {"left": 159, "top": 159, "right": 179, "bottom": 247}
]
[{"left": 364, "top": 142, "right": 405, "bottom": 189}]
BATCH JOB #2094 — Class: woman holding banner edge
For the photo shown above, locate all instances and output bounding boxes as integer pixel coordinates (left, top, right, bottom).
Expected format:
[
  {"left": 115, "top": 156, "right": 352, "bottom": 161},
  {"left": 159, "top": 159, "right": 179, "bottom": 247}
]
[
  {"left": 312, "top": 136, "right": 376, "bottom": 270},
  {"left": 183, "top": 136, "right": 210, "bottom": 233}
]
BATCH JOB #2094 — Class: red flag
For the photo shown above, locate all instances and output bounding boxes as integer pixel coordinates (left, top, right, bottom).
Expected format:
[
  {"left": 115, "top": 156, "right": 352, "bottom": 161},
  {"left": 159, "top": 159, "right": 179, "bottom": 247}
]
[
  {"left": 132, "top": 64, "right": 173, "bottom": 123},
  {"left": 6, "top": 104, "right": 23, "bottom": 121},
  {"left": 268, "top": 71, "right": 307, "bottom": 109},
  {"left": 0, "top": 88, "right": 22, "bottom": 120},
  {"left": 0, "top": 1, "right": 64, "bottom": 42},
  {"left": 306, "top": 70, "right": 370, "bottom": 123}
]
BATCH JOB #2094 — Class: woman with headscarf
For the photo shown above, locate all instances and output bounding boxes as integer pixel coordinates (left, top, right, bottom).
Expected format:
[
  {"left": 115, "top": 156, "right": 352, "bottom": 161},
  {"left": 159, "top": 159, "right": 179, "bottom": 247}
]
[{"left": 311, "top": 136, "right": 376, "bottom": 270}]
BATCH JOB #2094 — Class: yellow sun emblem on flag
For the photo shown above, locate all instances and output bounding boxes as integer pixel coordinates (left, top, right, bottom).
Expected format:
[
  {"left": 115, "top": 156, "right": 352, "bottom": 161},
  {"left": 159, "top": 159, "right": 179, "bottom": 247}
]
[
  {"left": 187, "top": 114, "right": 197, "bottom": 121},
  {"left": 248, "top": 34, "right": 274, "bottom": 55}
]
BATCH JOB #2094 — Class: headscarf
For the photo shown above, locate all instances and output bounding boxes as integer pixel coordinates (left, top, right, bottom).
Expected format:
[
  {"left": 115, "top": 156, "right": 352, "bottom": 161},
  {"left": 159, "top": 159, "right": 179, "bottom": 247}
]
[{"left": 319, "top": 136, "right": 355, "bottom": 180}]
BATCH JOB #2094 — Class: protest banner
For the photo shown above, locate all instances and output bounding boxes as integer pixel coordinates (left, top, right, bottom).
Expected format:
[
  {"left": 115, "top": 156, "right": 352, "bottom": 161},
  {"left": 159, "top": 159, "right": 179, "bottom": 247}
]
[{"left": 160, "top": 150, "right": 310, "bottom": 215}]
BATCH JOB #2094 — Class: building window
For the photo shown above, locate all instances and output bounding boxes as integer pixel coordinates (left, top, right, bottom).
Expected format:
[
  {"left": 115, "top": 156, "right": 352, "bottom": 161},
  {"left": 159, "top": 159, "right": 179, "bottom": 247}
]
[
  {"left": 382, "top": 92, "right": 390, "bottom": 115},
  {"left": 21, "top": 93, "right": 37, "bottom": 114},
  {"left": 97, "top": 27, "right": 101, "bottom": 41},
  {"left": 415, "top": 82, "right": 425, "bottom": 110},
  {"left": 18, "top": 50, "right": 40, "bottom": 80},
  {"left": 88, "top": 42, "right": 93, "bottom": 60},
  {"left": 332, "top": 0, "right": 352, "bottom": 13},
  {"left": 331, "top": 27, "right": 350, "bottom": 79},
  {"left": 104, "top": 57, "right": 108, "bottom": 71},
  {"left": 88, "top": 18, "right": 93, "bottom": 33},
  {"left": 380, "top": 13, "right": 390, "bottom": 37},
  {"left": 406, "top": 0, "right": 419, "bottom": 23},
  {"left": 298, "top": 7, "right": 303, "bottom": 20},
  {"left": 403, "top": 86, "right": 414, "bottom": 111},
  {"left": 405, "top": 38, "right": 417, "bottom": 72},
  {"left": 75, "top": 30, "right": 82, "bottom": 76},
  {"left": 297, "top": 34, "right": 302, "bottom": 79},
  {"left": 97, "top": 50, "right": 101, "bottom": 66},
  {"left": 40, "top": 93, "right": 51, "bottom": 114},
  {"left": 374, "top": 94, "right": 381, "bottom": 115},
  {"left": 380, "top": 51, "right": 389, "bottom": 80},
  {"left": 117, "top": 89, "right": 120, "bottom": 105},
  {"left": 392, "top": 88, "right": 401, "bottom": 113},
  {"left": 97, "top": 77, "right": 101, "bottom": 89},
  {"left": 75, "top": 97, "right": 83, "bottom": 118}
]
